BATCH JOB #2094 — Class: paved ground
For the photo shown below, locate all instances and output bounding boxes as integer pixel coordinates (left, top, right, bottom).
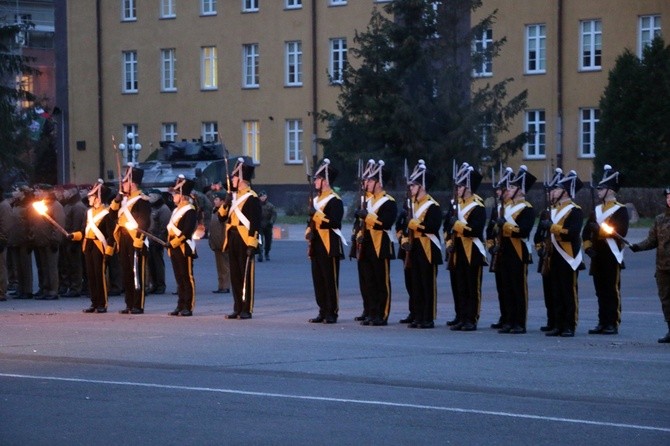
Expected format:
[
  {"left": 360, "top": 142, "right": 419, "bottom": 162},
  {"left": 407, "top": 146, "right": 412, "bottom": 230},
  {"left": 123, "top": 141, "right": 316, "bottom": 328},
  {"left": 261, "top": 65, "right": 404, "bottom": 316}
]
[{"left": 0, "top": 227, "right": 668, "bottom": 445}]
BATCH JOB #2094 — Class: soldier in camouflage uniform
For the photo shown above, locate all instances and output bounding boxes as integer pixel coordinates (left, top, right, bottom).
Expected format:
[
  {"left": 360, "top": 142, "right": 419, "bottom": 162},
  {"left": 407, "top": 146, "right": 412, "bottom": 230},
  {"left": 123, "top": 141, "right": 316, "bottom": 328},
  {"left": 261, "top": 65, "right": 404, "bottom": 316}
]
[{"left": 630, "top": 187, "right": 670, "bottom": 343}]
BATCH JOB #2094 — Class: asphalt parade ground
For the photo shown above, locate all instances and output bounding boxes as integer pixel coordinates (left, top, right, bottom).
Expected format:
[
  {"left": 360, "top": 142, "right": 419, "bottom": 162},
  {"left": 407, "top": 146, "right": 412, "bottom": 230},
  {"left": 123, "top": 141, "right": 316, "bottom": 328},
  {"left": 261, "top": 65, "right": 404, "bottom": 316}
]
[{"left": 0, "top": 226, "right": 668, "bottom": 445}]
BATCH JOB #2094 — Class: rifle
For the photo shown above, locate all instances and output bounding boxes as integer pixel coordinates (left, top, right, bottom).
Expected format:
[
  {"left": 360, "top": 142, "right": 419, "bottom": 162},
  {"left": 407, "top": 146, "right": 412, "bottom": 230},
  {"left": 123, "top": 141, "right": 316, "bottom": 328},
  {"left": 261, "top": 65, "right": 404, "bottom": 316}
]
[
  {"left": 349, "top": 159, "right": 365, "bottom": 260},
  {"left": 305, "top": 157, "right": 315, "bottom": 258},
  {"left": 446, "top": 160, "right": 458, "bottom": 269},
  {"left": 489, "top": 165, "right": 502, "bottom": 273},
  {"left": 537, "top": 166, "right": 553, "bottom": 275},
  {"left": 403, "top": 159, "right": 413, "bottom": 269}
]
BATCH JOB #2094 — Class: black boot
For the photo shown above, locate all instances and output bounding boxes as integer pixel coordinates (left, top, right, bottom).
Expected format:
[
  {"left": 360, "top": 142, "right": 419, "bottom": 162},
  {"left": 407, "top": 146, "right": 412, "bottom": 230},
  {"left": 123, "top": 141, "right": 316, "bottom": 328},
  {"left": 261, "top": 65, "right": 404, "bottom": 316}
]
[{"left": 658, "top": 321, "right": 670, "bottom": 344}]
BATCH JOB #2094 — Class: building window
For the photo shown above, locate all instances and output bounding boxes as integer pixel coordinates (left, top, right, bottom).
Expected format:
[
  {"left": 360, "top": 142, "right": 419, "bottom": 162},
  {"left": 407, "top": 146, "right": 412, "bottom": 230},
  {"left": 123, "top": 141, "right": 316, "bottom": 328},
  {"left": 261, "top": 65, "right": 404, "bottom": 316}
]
[
  {"left": 286, "top": 0, "right": 302, "bottom": 9},
  {"left": 580, "top": 20, "right": 602, "bottom": 71},
  {"left": 243, "top": 0, "right": 259, "bottom": 13},
  {"left": 202, "top": 122, "right": 218, "bottom": 142},
  {"left": 122, "top": 0, "right": 136, "bottom": 21},
  {"left": 285, "top": 41, "right": 303, "bottom": 86},
  {"left": 639, "top": 15, "right": 661, "bottom": 56},
  {"left": 330, "top": 0, "right": 347, "bottom": 6},
  {"left": 579, "top": 108, "right": 599, "bottom": 158},
  {"left": 243, "top": 120, "right": 260, "bottom": 163},
  {"left": 160, "top": 0, "right": 176, "bottom": 18},
  {"left": 123, "top": 124, "right": 139, "bottom": 163},
  {"left": 243, "top": 44, "right": 259, "bottom": 88},
  {"left": 201, "top": 0, "right": 217, "bottom": 15},
  {"left": 285, "top": 119, "right": 303, "bottom": 164},
  {"left": 201, "top": 46, "right": 218, "bottom": 90},
  {"left": 524, "top": 110, "right": 545, "bottom": 159},
  {"left": 122, "top": 51, "right": 138, "bottom": 93},
  {"left": 161, "top": 49, "right": 177, "bottom": 92},
  {"left": 525, "top": 24, "right": 546, "bottom": 74},
  {"left": 473, "top": 27, "right": 493, "bottom": 77},
  {"left": 162, "top": 123, "right": 178, "bottom": 142},
  {"left": 329, "top": 38, "right": 347, "bottom": 84},
  {"left": 478, "top": 117, "right": 493, "bottom": 152}
]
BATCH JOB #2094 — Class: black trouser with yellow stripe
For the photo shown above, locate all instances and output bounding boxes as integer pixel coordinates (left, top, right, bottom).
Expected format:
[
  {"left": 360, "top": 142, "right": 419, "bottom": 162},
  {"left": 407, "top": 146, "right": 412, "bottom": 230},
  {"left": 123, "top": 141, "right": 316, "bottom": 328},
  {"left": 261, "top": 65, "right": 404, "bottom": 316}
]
[
  {"left": 84, "top": 240, "right": 107, "bottom": 309},
  {"left": 591, "top": 249, "right": 622, "bottom": 328},
  {"left": 118, "top": 231, "right": 146, "bottom": 311},
  {"left": 409, "top": 240, "right": 437, "bottom": 324},
  {"left": 499, "top": 250, "right": 528, "bottom": 329},
  {"left": 228, "top": 228, "right": 254, "bottom": 314},
  {"left": 549, "top": 253, "right": 579, "bottom": 331},
  {"left": 358, "top": 252, "right": 392, "bottom": 322},
  {"left": 169, "top": 246, "right": 195, "bottom": 312}
]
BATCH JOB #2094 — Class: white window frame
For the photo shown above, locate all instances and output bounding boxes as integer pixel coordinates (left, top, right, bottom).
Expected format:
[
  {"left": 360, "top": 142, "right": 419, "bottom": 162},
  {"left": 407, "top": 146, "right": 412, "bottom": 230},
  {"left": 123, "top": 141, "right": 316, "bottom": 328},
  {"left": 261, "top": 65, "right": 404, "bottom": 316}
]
[
  {"left": 201, "top": 46, "right": 218, "bottom": 90},
  {"left": 285, "top": 41, "right": 303, "bottom": 86},
  {"left": 579, "top": 19, "right": 602, "bottom": 71},
  {"left": 524, "top": 110, "right": 546, "bottom": 159},
  {"left": 243, "top": 120, "right": 260, "bottom": 163},
  {"left": 202, "top": 122, "right": 218, "bottom": 142},
  {"left": 161, "top": 123, "right": 178, "bottom": 142},
  {"left": 525, "top": 24, "right": 546, "bottom": 74},
  {"left": 329, "top": 38, "right": 347, "bottom": 84},
  {"left": 473, "top": 27, "right": 493, "bottom": 77},
  {"left": 160, "top": 0, "right": 176, "bottom": 18},
  {"left": 160, "top": 48, "right": 177, "bottom": 92},
  {"left": 330, "top": 0, "right": 347, "bottom": 6},
  {"left": 122, "top": 50, "right": 138, "bottom": 93},
  {"left": 122, "top": 0, "right": 136, "bottom": 21},
  {"left": 201, "top": 0, "right": 217, "bottom": 16},
  {"left": 638, "top": 15, "right": 662, "bottom": 56},
  {"left": 243, "top": 0, "right": 259, "bottom": 13},
  {"left": 285, "top": 0, "right": 302, "bottom": 9},
  {"left": 285, "top": 119, "right": 303, "bottom": 164},
  {"left": 243, "top": 43, "right": 259, "bottom": 88},
  {"left": 579, "top": 108, "right": 599, "bottom": 159}
]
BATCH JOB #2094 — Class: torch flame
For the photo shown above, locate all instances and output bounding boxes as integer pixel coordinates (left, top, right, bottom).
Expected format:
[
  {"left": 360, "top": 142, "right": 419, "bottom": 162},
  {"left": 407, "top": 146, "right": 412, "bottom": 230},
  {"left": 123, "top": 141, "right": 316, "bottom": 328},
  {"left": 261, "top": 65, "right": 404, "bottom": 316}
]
[
  {"left": 125, "top": 221, "right": 138, "bottom": 231},
  {"left": 32, "top": 200, "right": 48, "bottom": 215},
  {"left": 600, "top": 223, "right": 614, "bottom": 235}
]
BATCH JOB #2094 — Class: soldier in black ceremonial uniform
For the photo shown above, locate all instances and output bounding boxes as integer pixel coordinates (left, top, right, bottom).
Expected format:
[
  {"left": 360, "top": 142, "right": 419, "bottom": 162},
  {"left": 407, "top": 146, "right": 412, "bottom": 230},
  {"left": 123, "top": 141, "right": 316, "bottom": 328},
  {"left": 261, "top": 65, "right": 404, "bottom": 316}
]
[
  {"left": 403, "top": 160, "right": 442, "bottom": 329},
  {"left": 534, "top": 168, "right": 564, "bottom": 332},
  {"left": 218, "top": 158, "right": 261, "bottom": 320},
  {"left": 69, "top": 180, "right": 116, "bottom": 313},
  {"left": 582, "top": 165, "right": 629, "bottom": 335},
  {"left": 167, "top": 176, "right": 198, "bottom": 317},
  {"left": 496, "top": 166, "right": 536, "bottom": 334},
  {"left": 111, "top": 164, "right": 152, "bottom": 314},
  {"left": 486, "top": 166, "right": 513, "bottom": 329},
  {"left": 445, "top": 166, "right": 486, "bottom": 331},
  {"left": 540, "top": 170, "right": 584, "bottom": 337},
  {"left": 355, "top": 160, "right": 397, "bottom": 326},
  {"left": 307, "top": 159, "right": 345, "bottom": 324}
]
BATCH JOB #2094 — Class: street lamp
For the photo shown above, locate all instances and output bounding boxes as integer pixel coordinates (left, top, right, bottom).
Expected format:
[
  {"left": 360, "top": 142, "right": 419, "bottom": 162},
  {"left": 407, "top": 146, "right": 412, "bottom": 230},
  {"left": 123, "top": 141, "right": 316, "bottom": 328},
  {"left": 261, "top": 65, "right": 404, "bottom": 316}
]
[{"left": 119, "top": 132, "right": 142, "bottom": 164}]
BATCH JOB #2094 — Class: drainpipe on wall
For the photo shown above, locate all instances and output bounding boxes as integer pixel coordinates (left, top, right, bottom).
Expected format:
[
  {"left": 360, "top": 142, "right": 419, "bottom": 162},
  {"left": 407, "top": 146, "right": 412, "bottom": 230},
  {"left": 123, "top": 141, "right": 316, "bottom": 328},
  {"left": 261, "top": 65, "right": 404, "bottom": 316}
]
[
  {"left": 311, "top": 0, "right": 319, "bottom": 170},
  {"left": 96, "top": 0, "right": 105, "bottom": 179},
  {"left": 556, "top": 0, "right": 564, "bottom": 170}
]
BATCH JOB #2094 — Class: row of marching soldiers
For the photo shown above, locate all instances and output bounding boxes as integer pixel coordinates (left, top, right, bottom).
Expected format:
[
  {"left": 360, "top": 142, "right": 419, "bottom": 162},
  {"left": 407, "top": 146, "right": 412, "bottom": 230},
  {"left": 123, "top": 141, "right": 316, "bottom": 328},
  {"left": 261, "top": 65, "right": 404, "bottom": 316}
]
[{"left": 312, "top": 158, "right": 640, "bottom": 337}]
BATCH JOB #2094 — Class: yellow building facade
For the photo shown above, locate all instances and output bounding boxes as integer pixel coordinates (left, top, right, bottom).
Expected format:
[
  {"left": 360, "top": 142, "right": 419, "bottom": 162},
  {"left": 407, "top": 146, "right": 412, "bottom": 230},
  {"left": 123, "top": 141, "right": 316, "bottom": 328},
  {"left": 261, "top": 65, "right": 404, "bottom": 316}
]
[
  {"left": 60, "top": 0, "right": 666, "bottom": 186},
  {"left": 473, "top": 0, "right": 667, "bottom": 177}
]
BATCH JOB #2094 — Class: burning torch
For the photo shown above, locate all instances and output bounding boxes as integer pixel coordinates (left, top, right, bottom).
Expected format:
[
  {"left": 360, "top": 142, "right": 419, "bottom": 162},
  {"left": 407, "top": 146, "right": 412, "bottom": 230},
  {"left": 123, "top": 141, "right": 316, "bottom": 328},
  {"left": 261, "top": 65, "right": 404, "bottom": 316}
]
[
  {"left": 32, "top": 201, "right": 69, "bottom": 237},
  {"left": 600, "top": 222, "right": 632, "bottom": 247}
]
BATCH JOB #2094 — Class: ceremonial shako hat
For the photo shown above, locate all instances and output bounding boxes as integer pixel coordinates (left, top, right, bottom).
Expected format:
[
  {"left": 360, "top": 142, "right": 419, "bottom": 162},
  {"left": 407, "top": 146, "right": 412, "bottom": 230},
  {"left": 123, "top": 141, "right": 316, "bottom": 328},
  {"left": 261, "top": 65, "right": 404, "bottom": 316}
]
[
  {"left": 361, "top": 159, "right": 376, "bottom": 180},
  {"left": 231, "top": 157, "right": 255, "bottom": 182},
  {"left": 314, "top": 158, "right": 338, "bottom": 184},
  {"left": 597, "top": 164, "right": 621, "bottom": 192},
  {"left": 455, "top": 165, "right": 483, "bottom": 193},
  {"left": 408, "top": 159, "right": 434, "bottom": 190},
  {"left": 122, "top": 163, "right": 144, "bottom": 185},
  {"left": 368, "top": 160, "right": 391, "bottom": 187},
  {"left": 546, "top": 167, "right": 564, "bottom": 189},
  {"left": 509, "top": 165, "right": 537, "bottom": 193},
  {"left": 557, "top": 169, "right": 583, "bottom": 198},
  {"left": 88, "top": 179, "right": 112, "bottom": 202},
  {"left": 172, "top": 175, "right": 195, "bottom": 196},
  {"left": 495, "top": 166, "right": 514, "bottom": 189}
]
